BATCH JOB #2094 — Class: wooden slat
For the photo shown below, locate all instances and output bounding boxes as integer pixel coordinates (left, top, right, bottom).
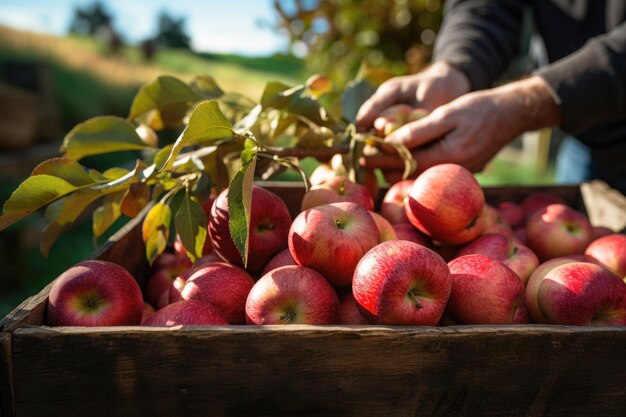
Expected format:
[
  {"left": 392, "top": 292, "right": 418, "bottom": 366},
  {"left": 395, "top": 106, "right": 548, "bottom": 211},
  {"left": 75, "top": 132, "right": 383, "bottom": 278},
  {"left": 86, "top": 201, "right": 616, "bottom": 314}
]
[
  {"left": 0, "top": 284, "right": 51, "bottom": 333},
  {"left": 581, "top": 180, "right": 626, "bottom": 232},
  {"left": 0, "top": 333, "right": 13, "bottom": 417},
  {"left": 11, "top": 325, "right": 626, "bottom": 417}
]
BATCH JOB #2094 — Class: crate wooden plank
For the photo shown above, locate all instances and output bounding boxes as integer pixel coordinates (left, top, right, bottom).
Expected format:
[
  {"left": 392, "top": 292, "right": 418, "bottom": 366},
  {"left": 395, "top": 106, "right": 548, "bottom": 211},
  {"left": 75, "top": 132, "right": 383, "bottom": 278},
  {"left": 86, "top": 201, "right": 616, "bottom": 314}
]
[
  {"left": 0, "top": 333, "right": 14, "bottom": 417},
  {"left": 581, "top": 180, "right": 626, "bottom": 232},
  {"left": 11, "top": 325, "right": 626, "bottom": 417}
]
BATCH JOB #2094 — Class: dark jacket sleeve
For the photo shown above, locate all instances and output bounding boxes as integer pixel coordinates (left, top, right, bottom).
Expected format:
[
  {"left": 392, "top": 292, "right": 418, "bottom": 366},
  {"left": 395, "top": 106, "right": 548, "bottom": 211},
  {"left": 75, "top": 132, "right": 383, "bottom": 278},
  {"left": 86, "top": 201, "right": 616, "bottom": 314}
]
[
  {"left": 433, "top": 0, "right": 525, "bottom": 90},
  {"left": 535, "top": 22, "right": 626, "bottom": 135}
]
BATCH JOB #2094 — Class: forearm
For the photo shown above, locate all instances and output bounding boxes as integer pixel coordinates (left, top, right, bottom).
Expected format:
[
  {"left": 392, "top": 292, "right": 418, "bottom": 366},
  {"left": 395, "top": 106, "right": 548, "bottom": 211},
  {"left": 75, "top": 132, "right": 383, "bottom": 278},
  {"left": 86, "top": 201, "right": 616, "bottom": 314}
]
[
  {"left": 492, "top": 75, "right": 562, "bottom": 135},
  {"left": 535, "top": 22, "right": 626, "bottom": 136},
  {"left": 434, "top": 0, "right": 525, "bottom": 90}
]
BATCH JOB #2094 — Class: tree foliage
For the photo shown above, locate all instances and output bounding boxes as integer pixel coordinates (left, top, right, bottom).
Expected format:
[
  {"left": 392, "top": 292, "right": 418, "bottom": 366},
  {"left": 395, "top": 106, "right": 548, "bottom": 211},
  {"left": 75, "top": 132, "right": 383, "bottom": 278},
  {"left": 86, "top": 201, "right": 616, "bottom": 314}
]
[
  {"left": 155, "top": 11, "right": 192, "bottom": 50},
  {"left": 273, "top": 0, "right": 444, "bottom": 86},
  {"left": 68, "top": 1, "right": 115, "bottom": 36}
]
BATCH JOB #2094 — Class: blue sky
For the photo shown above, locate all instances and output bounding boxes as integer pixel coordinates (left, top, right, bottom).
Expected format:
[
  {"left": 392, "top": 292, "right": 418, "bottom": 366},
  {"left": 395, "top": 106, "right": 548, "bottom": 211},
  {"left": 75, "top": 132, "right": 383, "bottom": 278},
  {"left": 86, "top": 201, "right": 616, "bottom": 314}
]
[{"left": 0, "top": 0, "right": 290, "bottom": 56}]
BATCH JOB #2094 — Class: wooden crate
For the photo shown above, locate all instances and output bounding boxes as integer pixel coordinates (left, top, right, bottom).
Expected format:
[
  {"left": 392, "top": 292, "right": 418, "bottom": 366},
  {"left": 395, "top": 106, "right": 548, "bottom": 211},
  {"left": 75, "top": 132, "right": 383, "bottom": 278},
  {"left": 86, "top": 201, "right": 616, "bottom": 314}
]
[{"left": 1, "top": 182, "right": 625, "bottom": 417}]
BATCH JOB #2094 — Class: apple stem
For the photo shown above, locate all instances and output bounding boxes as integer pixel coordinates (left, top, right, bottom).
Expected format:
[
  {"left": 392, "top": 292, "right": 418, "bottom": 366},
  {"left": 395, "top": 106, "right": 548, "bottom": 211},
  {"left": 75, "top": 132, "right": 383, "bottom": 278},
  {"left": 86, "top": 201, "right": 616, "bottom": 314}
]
[
  {"left": 280, "top": 310, "right": 296, "bottom": 323},
  {"left": 466, "top": 215, "right": 478, "bottom": 230},
  {"left": 408, "top": 289, "right": 423, "bottom": 309}
]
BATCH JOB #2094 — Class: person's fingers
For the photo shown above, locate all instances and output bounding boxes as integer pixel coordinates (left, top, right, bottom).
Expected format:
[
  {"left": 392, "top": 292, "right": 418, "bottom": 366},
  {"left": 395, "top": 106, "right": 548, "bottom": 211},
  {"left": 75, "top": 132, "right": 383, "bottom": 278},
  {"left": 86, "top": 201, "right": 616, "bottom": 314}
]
[
  {"left": 355, "top": 79, "right": 416, "bottom": 130},
  {"left": 385, "top": 110, "right": 454, "bottom": 150}
]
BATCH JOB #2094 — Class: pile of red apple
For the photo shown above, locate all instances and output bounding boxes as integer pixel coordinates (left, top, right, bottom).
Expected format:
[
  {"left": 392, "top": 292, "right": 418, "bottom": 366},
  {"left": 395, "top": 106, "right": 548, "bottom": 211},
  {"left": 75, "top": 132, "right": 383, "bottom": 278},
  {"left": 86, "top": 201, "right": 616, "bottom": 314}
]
[{"left": 45, "top": 163, "right": 626, "bottom": 328}]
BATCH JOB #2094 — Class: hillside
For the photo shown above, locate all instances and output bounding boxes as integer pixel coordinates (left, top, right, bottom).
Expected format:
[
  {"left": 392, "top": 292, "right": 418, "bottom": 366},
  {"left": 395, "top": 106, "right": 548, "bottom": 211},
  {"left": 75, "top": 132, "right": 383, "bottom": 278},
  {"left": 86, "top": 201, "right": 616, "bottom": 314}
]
[{"left": 0, "top": 25, "right": 303, "bottom": 126}]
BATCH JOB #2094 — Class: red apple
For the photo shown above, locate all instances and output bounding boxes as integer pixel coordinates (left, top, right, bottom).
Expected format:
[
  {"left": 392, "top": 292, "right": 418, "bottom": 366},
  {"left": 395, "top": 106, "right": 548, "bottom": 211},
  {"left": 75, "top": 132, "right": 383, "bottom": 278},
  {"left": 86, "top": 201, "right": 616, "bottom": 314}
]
[
  {"left": 156, "top": 290, "right": 170, "bottom": 309},
  {"left": 524, "top": 256, "right": 590, "bottom": 323},
  {"left": 352, "top": 240, "right": 451, "bottom": 325},
  {"left": 591, "top": 226, "right": 615, "bottom": 240},
  {"left": 446, "top": 254, "right": 528, "bottom": 324},
  {"left": 521, "top": 192, "right": 567, "bottom": 219},
  {"left": 482, "top": 205, "right": 513, "bottom": 236},
  {"left": 585, "top": 233, "right": 626, "bottom": 279},
  {"left": 261, "top": 248, "right": 297, "bottom": 276},
  {"left": 513, "top": 227, "right": 527, "bottom": 245},
  {"left": 526, "top": 204, "right": 593, "bottom": 261},
  {"left": 309, "top": 162, "right": 337, "bottom": 186},
  {"left": 142, "top": 300, "right": 229, "bottom": 326},
  {"left": 180, "top": 262, "right": 255, "bottom": 324},
  {"left": 173, "top": 233, "right": 212, "bottom": 259},
  {"left": 406, "top": 107, "right": 429, "bottom": 123},
  {"left": 301, "top": 176, "right": 374, "bottom": 211},
  {"left": 497, "top": 201, "right": 526, "bottom": 229},
  {"left": 144, "top": 252, "right": 192, "bottom": 306},
  {"left": 380, "top": 179, "right": 414, "bottom": 224},
  {"left": 141, "top": 302, "right": 155, "bottom": 324},
  {"left": 405, "top": 163, "right": 485, "bottom": 244},
  {"left": 46, "top": 260, "right": 144, "bottom": 327},
  {"left": 456, "top": 233, "right": 539, "bottom": 284},
  {"left": 537, "top": 262, "right": 626, "bottom": 325},
  {"left": 392, "top": 223, "right": 432, "bottom": 248},
  {"left": 289, "top": 202, "right": 379, "bottom": 286},
  {"left": 339, "top": 293, "right": 370, "bottom": 324},
  {"left": 194, "top": 251, "right": 223, "bottom": 267},
  {"left": 432, "top": 241, "right": 459, "bottom": 262},
  {"left": 209, "top": 185, "right": 292, "bottom": 272},
  {"left": 168, "top": 275, "right": 187, "bottom": 304},
  {"left": 245, "top": 265, "right": 339, "bottom": 325},
  {"left": 370, "top": 211, "right": 398, "bottom": 242},
  {"left": 373, "top": 104, "right": 414, "bottom": 136}
]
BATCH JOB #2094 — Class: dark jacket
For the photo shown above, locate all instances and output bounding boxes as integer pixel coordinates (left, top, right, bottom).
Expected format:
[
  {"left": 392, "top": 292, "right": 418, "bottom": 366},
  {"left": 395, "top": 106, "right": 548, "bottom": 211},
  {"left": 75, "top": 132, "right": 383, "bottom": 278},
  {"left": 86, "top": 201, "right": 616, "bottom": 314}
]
[{"left": 434, "top": 0, "right": 626, "bottom": 191}]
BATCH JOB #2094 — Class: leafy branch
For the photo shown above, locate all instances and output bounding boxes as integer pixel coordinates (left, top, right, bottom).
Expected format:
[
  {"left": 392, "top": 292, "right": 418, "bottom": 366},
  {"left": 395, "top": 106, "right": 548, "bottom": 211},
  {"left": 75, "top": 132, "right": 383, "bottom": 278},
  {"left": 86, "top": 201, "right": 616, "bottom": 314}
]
[{"left": 0, "top": 71, "right": 415, "bottom": 267}]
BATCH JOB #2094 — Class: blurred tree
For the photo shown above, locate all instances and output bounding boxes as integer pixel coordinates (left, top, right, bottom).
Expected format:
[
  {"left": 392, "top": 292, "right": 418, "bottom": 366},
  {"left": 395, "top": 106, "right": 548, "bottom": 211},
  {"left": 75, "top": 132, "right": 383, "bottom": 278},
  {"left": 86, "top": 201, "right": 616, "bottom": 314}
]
[
  {"left": 273, "top": 0, "right": 443, "bottom": 86},
  {"left": 68, "top": 1, "right": 123, "bottom": 55},
  {"left": 68, "top": 1, "right": 114, "bottom": 36},
  {"left": 155, "top": 11, "right": 192, "bottom": 50}
]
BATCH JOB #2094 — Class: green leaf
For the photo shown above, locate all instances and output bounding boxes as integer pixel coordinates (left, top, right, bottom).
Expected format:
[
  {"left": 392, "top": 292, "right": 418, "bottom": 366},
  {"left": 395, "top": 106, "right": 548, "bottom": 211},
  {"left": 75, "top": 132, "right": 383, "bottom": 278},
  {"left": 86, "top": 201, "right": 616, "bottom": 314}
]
[
  {"left": 0, "top": 175, "right": 81, "bottom": 231},
  {"left": 102, "top": 167, "right": 130, "bottom": 180},
  {"left": 142, "top": 202, "right": 172, "bottom": 265},
  {"left": 40, "top": 188, "right": 103, "bottom": 256},
  {"left": 146, "top": 232, "right": 169, "bottom": 266},
  {"left": 121, "top": 182, "right": 151, "bottom": 218},
  {"left": 152, "top": 144, "right": 175, "bottom": 172},
  {"left": 341, "top": 79, "right": 376, "bottom": 123},
  {"left": 260, "top": 81, "right": 292, "bottom": 109},
  {"left": 234, "top": 104, "right": 262, "bottom": 131},
  {"left": 31, "top": 158, "right": 97, "bottom": 186},
  {"left": 159, "top": 100, "right": 234, "bottom": 172},
  {"left": 128, "top": 75, "right": 202, "bottom": 129},
  {"left": 175, "top": 193, "right": 207, "bottom": 263},
  {"left": 61, "top": 116, "right": 149, "bottom": 161},
  {"left": 227, "top": 156, "right": 257, "bottom": 268},
  {"left": 261, "top": 81, "right": 337, "bottom": 129},
  {"left": 190, "top": 75, "right": 225, "bottom": 99},
  {"left": 93, "top": 190, "right": 125, "bottom": 238}
]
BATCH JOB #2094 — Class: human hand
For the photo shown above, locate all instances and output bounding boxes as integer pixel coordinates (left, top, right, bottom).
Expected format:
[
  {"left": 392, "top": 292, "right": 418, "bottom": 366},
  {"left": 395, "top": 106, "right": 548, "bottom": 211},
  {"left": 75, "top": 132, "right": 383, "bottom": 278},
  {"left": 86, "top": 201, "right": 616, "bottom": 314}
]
[
  {"left": 361, "top": 76, "right": 562, "bottom": 183},
  {"left": 356, "top": 61, "right": 471, "bottom": 131}
]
